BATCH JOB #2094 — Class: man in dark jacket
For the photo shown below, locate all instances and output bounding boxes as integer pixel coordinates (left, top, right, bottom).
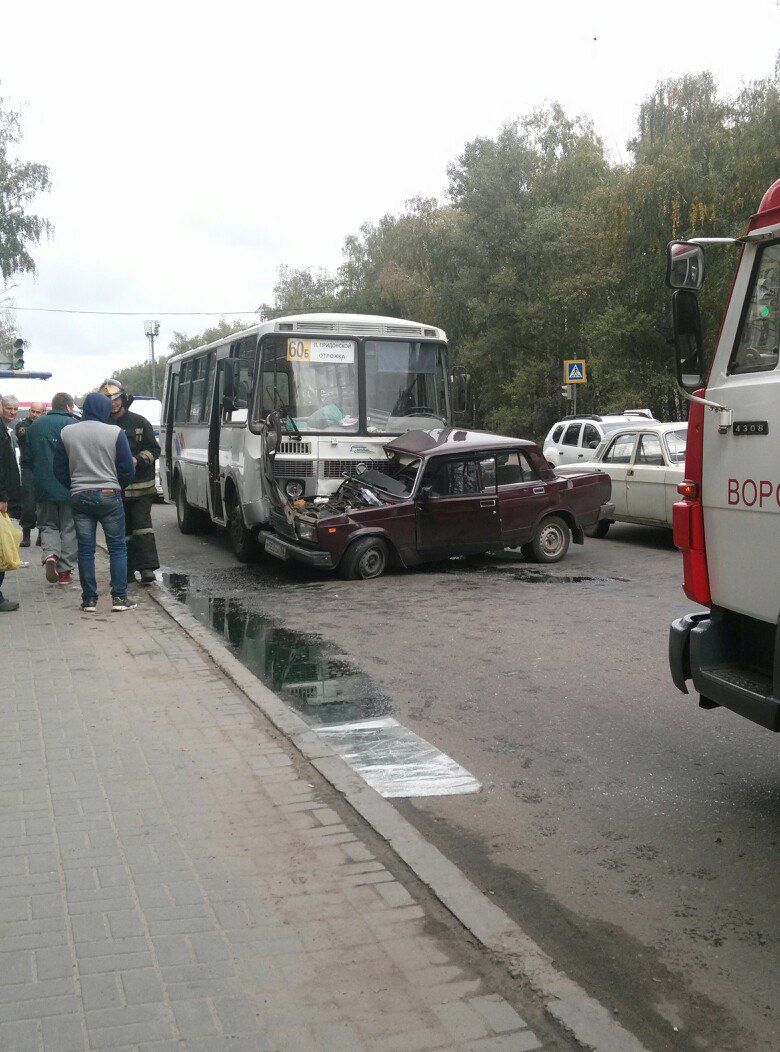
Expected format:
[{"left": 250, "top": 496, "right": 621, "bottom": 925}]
[
  {"left": 27, "top": 393, "right": 78, "bottom": 585},
  {"left": 15, "top": 401, "right": 46, "bottom": 546},
  {"left": 99, "top": 379, "right": 161, "bottom": 584},
  {"left": 54, "top": 391, "right": 137, "bottom": 613},
  {"left": 0, "top": 395, "right": 22, "bottom": 612}
]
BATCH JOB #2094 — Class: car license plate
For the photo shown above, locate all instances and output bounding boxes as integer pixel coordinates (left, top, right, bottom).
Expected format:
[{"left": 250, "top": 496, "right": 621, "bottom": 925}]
[{"left": 264, "top": 536, "right": 287, "bottom": 560}]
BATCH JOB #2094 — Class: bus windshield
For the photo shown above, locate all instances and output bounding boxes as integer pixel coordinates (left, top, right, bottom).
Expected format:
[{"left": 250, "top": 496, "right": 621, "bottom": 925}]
[
  {"left": 256, "top": 336, "right": 359, "bottom": 433},
  {"left": 365, "top": 341, "right": 448, "bottom": 433}
]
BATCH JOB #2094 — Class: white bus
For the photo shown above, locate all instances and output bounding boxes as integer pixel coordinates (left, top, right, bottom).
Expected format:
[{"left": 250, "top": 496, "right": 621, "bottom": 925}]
[{"left": 160, "top": 313, "right": 453, "bottom": 560}]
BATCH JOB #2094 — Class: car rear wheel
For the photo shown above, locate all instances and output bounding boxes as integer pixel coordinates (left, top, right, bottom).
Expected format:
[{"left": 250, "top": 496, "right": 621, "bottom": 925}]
[
  {"left": 585, "top": 520, "right": 611, "bottom": 539},
  {"left": 340, "top": 537, "right": 389, "bottom": 580},
  {"left": 529, "top": 515, "right": 570, "bottom": 563}
]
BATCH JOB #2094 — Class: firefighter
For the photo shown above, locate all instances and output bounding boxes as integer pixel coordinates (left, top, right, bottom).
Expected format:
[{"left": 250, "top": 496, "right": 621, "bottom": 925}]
[{"left": 99, "top": 380, "right": 161, "bottom": 583}]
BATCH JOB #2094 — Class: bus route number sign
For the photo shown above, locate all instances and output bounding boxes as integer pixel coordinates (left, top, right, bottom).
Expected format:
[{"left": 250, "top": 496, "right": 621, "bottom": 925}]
[{"left": 286, "top": 339, "right": 355, "bottom": 365}]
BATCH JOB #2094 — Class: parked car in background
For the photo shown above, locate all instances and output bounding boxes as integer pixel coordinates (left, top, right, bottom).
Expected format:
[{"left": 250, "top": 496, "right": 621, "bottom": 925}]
[
  {"left": 556, "top": 421, "right": 687, "bottom": 535},
  {"left": 260, "top": 428, "right": 613, "bottom": 578},
  {"left": 130, "top": 396, "right": 164, "bottom": 500},
  {"left": 542, "top": 411, "right": 658, "bottom": 468}
]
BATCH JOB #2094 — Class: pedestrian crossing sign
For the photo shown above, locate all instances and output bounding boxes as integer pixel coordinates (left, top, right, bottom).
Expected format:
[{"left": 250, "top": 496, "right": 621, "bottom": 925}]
[{"left": 564, "top": 359, "right": 587, "bottom": 384}]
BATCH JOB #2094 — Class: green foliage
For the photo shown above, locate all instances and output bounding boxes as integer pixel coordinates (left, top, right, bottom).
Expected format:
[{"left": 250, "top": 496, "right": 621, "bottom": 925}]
[
  {"left": 0, "top": 91, "right": 52, "bottom": 284},
  {"left": 108, "top": 356, "right": 168, "bottom": 398},
  {"left": 265, "top": 68, "right": 780, "bottom": 437},
  {"left": 168, "top": 318, "right": 251, "bottom": 356}
]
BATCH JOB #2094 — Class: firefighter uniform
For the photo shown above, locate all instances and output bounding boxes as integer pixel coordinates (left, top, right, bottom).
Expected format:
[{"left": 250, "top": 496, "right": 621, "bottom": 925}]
[{"left": 115, "top": 409, "right": 161, "bottom": 576}]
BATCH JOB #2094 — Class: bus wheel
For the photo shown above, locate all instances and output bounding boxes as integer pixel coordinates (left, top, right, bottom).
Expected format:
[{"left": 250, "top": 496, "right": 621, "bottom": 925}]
[
  {"left": 175, "top": 477, "right": 201, "bottom": 535},
  {"left": 341, "top": 537, "right": 389, "bottom": 580},
  {"left": 227, "top": 496, "right": 259, "bottom": 562},
  {"left": 585, "top": 520, "right": 611, "bottom": 539},
  {"left": 529, "top": 515, "right": 570, "bottom": 563}
]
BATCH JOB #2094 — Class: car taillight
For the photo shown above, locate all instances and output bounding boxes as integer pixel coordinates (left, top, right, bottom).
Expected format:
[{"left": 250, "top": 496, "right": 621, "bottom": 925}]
[{"left": 673, "top": 392, "right": 711, "bottom": 606}]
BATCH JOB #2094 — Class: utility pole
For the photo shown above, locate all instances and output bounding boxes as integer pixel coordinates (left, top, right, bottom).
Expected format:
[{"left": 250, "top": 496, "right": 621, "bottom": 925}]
[{"left": 144, "top": 320, "right": 160, "bottom": 398}]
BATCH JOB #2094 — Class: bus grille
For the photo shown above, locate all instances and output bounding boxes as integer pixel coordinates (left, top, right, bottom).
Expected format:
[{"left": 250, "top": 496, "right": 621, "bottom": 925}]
[
  {"left": 279, "top": 439, "right": 312, "bottom": 454},
  {"left": 321, "top": 460, "right": 357, "bottom": 479},
  {"left": 274, "top": 459, "right": 314, "bottom": 478}
]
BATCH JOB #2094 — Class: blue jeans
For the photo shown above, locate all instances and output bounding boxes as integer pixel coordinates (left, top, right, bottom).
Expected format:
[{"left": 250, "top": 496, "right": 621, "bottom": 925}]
[{"left": 71, "top": 490, "right": 128, "bottom": 602}]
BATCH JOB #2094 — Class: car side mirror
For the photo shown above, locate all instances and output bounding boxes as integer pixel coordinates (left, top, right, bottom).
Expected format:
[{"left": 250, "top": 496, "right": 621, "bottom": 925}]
[
  {"left": 666, "top": 241, "right": 705, "bottom": 290},
  {"left": 418, "top": 484, "right": 433, "bottom": 503},
  {"left": 222, "top": 394, "right": 238, "bottom": 414},
  {"left": 587, "top": 439, "right": 599, "bottom": 449},
  {"left": 671, "top": 289, "right": 704, "bottom": 393}
]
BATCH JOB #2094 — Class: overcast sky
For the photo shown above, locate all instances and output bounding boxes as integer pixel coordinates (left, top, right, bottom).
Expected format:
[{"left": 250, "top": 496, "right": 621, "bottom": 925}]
[{"left": 1, "top": 0, "right": 778, "bottom": 404}]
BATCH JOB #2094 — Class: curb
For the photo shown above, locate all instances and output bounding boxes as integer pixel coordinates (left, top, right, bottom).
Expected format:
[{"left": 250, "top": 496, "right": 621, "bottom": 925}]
[{"left": 149, "top": 582, "right": 648, "bottom": 1052}]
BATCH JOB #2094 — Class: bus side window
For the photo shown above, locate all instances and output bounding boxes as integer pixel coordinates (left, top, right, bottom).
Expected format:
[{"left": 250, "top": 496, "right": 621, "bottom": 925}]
[{"left": 175, "top": 362, "right": 191, "bottom": 423}]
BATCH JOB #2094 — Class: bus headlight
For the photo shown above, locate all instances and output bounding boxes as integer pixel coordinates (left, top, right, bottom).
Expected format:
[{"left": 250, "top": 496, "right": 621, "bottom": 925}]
[
  {"left": 285, "top": 480, "right": 304, "bottom": 500},
  {"left": 297, "top": 521, "right": 318, "bottom": 543}
]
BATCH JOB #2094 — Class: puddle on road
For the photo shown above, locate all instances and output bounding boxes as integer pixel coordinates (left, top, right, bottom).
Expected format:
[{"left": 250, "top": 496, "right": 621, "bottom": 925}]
[
  {"left": 162, "top": 571, "right": 480, "bottom": 799},
  {"left": 511, "top": 568, "right": 630, "bottom": 585}
]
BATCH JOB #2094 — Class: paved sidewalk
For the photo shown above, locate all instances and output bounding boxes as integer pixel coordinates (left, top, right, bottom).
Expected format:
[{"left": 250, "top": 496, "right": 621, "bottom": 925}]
[{"left": 0, "top": 560, "right": 558, "bottom": 1052}]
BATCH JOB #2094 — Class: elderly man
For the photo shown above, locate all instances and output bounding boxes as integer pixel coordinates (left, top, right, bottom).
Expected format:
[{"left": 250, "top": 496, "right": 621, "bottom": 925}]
[
  {"left": 15, "top": 401, "right": 46, "bottom": 547},
  {"left": 0, "top": 395, "right": 22, "bottom": 612},
  {"left": 27, "top": 393, "right": 78, "bottom": 585}
]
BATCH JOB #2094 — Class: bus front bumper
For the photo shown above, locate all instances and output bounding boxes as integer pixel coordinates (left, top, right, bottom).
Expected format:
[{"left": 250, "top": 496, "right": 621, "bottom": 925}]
[{"left": 259, "top": 531, "right": 335, "bottom": 570}]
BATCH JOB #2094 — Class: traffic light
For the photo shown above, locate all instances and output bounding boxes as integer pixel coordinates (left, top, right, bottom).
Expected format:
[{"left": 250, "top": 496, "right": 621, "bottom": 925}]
[
  {"left": 561, "top": 384, "right": 572, "bottom": 400},
  {"left": 12, "top": 338, "right": 24, "bottom": 371}
]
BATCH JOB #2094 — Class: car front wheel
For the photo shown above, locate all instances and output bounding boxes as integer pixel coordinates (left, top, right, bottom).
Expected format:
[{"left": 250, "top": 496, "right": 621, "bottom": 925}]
[
  {"left": 340, "top": 537, "right": 389, "bottom": 580},
  {"left": 529, "top": 515, "right": 571, "bottom": 563}
]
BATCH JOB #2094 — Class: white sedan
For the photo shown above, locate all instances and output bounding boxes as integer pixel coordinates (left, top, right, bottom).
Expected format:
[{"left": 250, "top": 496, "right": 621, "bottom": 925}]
[{"left": 556, "top": 422, "right": 687, "bottom": 535}]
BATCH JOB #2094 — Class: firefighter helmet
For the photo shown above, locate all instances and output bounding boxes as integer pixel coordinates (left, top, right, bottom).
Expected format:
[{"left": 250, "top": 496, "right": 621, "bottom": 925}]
[{"left": 99, "top": 379, "right": 132, "bottom": 410}]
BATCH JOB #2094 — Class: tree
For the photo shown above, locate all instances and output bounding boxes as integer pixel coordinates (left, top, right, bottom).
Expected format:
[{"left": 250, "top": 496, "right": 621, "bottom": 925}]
[{"left": 0, "top": 91, "right": 52, "bottom": 285}]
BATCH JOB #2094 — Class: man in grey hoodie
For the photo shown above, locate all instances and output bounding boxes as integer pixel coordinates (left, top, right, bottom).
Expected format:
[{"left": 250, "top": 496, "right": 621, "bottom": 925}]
[{"left": 54, "top": 392, "right": 137, "bottom": 612}]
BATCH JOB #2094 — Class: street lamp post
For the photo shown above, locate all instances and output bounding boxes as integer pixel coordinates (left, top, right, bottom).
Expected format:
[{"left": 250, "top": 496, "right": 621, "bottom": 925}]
[{"left": 144, "top": 320, "right": 160, "bottom": 398}]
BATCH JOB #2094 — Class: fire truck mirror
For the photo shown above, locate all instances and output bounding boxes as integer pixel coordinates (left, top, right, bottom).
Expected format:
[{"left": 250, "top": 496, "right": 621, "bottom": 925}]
[
  {"left": 666, "top": 241, "right": 705, "bottom": 291},
  {"left": 672, "top": 289, "right": 704, "bottom": 392}
]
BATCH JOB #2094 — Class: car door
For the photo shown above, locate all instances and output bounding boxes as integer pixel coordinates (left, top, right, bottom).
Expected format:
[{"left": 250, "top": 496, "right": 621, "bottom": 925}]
[
  {"left": 496, "top": 450, "right": 551, "bottom": 546},
  {"left": 555, "top": 422, "right": 582, "bottom": 466},
  {"left": 626, "top": 432, "right": 667, "bottom": 523},
  {"left": 416, "top": 454, "right": 502, "bottom": 556},
  {"left": 599, "top": 432, "right": 638, "bottom": 516}
]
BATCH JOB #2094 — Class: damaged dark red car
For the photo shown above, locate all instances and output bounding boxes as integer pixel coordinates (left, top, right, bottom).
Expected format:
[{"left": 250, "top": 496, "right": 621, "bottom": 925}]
[{"left": 260, "top": 429, "right": 613, "bottom": 579}]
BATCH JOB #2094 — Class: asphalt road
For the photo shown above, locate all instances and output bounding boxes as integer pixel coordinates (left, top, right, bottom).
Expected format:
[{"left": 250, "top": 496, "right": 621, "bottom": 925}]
[{"left": 150, "top": 502, "right": 779, "bottom": 1052}]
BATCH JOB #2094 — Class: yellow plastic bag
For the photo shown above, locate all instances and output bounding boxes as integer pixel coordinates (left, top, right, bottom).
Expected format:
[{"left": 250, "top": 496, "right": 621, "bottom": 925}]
[{"left": 0, "top": 511, "right": 22, "bottom": 572}]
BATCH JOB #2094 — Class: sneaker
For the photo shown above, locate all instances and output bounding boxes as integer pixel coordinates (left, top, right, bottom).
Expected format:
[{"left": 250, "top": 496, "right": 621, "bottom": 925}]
[
  {"left": 111, "top": 596, "right": 138, "bottom": 612},
  {"left": 81, "top": 599, "right": 97, "bottom": 613},
  {"left": 0, "top": 599, "right": 19, "bottom": 612},
  {"left": 57, "top": 571, "right": 72, "bottom": 586},
  {"left": 44, "top": 555, "right": 58, "bottom": 583},
  {"left": 140, "top": 570, "right": 157, "bottom": 584}
]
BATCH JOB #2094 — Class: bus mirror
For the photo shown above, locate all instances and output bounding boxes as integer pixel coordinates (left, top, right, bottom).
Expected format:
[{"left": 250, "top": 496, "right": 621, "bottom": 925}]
[
  {"left": 222, "top": 394, "right": 238, "bottom": 414},
  {"left": 452, "top": 370, "right": 472, "bottom": 416},
  {"left": 223, "top": 360, "right": 238, "bottom": 399},
  {"left": 672, "top": 289, "right": 704, "bottom": 392},
  {"left": 666, "top": 241, "right": 705, "bottom": 290}
]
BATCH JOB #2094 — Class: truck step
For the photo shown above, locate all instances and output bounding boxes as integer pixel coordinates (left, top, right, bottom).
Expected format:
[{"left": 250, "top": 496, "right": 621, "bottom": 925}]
[{"left": 708, "top": 664, "right": 772, "bottom": 698}]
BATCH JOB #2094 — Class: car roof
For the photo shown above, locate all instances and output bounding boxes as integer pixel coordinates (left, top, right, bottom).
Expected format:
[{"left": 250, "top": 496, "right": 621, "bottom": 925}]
[
  {"left": 598, "top": 422, "right": 687, "bottom": 435},
  {"left": 386, "top": 428, "right": 535, "bottom": 456}
]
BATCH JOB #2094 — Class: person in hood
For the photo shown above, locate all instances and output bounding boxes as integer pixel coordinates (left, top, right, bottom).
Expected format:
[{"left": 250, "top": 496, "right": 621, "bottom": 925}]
[
  {"left": 27, "top": 393, "right": 78, "bottom": 586},
  {"left": 99, "top": 379, "right": 161, "bottom": 584},
  {"left": 54, "top": 392, "right": 137, "bottom": 613}
]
